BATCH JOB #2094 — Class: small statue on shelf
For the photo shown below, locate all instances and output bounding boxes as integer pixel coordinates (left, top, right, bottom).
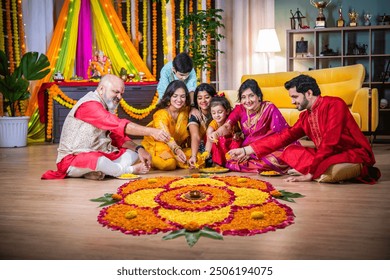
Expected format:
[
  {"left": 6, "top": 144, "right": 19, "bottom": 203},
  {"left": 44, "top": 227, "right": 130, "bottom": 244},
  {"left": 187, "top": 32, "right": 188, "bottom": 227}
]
[
  {"left": 337, "top": 6, "right": 345, "bottom": 27},
  {"left": 87, "top": 50, "right": 111, "bottom": 80},
  {"left": 364, "top": 13, "right": 372, "bottom": 26},
  {"left": 320, "top": 44, "right": 338, "bottom": 56},
  {"left": 348, "top": 10, "right": 359, "bottom": 27}
]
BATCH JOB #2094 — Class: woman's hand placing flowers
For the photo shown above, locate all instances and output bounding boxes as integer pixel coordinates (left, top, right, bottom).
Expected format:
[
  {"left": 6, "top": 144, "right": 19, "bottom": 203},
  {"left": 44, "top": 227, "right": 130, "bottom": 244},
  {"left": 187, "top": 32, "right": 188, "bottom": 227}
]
[{"left": 227, "top": 146, "right": 254, "bottom": 163}]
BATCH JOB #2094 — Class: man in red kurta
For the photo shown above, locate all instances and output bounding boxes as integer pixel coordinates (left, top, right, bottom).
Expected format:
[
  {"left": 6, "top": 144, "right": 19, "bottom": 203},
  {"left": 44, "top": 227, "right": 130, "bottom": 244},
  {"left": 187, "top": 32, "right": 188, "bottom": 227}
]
[
  {"left": 228, "top": 74, "right": 380, "bottom": 183},
  {"left": 42, "top": 74, "right": 170, "bottom": 180}
]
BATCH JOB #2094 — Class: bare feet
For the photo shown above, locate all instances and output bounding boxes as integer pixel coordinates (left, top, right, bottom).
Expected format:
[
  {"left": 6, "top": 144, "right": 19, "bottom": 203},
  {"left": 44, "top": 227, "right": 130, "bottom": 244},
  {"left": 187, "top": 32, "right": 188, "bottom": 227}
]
[
  {"left": 83, "top": 171, "right": 105, "bottom": 180},
  {"left": 285, "top": 173, "right": 313, "bottom": 182},
  {"left": 132, "top": 162, "right": 150, "bottom": 174}
]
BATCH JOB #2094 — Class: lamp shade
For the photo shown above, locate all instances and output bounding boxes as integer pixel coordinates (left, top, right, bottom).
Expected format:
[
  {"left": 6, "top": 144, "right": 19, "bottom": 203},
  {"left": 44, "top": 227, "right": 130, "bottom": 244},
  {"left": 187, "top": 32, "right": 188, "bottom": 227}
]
[{"left": 255, "top": 28, "right": 281, "bottom": 53}]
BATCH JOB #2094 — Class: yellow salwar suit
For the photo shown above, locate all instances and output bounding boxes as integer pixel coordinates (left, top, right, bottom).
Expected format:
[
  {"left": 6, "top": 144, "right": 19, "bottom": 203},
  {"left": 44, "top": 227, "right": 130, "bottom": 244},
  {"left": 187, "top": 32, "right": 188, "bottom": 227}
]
[{"left": 142, "top": 108, "right": 191, "bottom": 170}]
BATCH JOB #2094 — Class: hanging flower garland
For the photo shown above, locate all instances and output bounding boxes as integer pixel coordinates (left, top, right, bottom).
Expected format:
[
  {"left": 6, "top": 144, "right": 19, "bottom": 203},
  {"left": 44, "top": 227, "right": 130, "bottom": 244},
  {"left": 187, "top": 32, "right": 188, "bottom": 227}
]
[
  {"left": 171, "top": 0, "right": 176, "bottom": 58},
  {"left": 179, "top": 0, "right": 184, "bottom": 52},
  {"left": 46, "top": 84, "right": 77, "bottom": 139},
  {"left": 161, "top": 0, "right": 168, "bottom": 64},
  {"left": 134, "top": 0, "right": 139, "bottom": 52},
  {"left": 5, "top": 0, "right": 14, "bottom": 73},
  {"left": 126, "top": 0, "right": 131, "bottom": 38},
  {"left": 142, "top": 0, "right": 148, "bottom": 64},
  {"left": 116, "top": 0, "right": 122, "bottom": 22},
  {"left": 0, "top": 0, "right": 4, "bottom": 51},
  {"left": 17, "top": 0, "right": 26, "bottom": 55},
  {"left": 152, "top": 1, "right": 157, "bottom": 77},
  {"left": 11, "top": 0, "right": 20, "bottom": 66},
  {"left": 206, "top": 0, "right": 212, "bottom": 83},
  {"left": 119, "top": 92, "right": 159, "bottom": 120}
]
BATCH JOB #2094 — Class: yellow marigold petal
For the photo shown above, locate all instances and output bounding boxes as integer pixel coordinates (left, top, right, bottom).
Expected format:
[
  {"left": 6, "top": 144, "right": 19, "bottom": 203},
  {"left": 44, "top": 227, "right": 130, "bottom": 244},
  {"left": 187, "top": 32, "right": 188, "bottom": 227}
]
[
  {"left": 237, "top": 178, "right": 247, "bottom": 183},
  {"left": 111, "top": 194, "right": 122, "bottom": 200},
  {"left": 148, "top": 178, "right": 158, "bottom": 184},
  {"left": 251, "top": 211, "right": 265, "bottom": 219},
  {"left": 270, "top": 190, "right": 282, "bottom": 197},
  {"left": 125, "top": 210, "right": 137, "bottom": 219}
]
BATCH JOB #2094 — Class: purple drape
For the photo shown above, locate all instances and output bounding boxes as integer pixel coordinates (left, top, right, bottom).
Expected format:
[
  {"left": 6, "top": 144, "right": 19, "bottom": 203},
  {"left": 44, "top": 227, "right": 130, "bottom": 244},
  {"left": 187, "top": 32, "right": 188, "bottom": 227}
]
[{"left": 76, "top": 0, "right": 92, "bottom": 78}]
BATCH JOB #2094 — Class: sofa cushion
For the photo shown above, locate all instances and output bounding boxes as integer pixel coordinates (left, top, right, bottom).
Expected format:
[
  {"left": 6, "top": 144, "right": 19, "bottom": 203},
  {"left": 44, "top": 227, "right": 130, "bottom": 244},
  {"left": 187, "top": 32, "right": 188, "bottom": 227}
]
[
  {"left": 241, "top": 72, "right": 299, "bottom": 108},
  {"left": 302, "top": 64, "right": 364, "bottom": 106}
]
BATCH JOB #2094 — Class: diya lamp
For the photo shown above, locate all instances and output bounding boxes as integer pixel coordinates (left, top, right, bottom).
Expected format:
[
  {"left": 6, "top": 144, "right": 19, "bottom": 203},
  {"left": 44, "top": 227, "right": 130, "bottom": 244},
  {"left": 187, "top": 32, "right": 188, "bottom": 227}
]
[
  {"left": 138, "top": 72, "right": 145, "bottom": 82},
  {"left": 189, "top": 190, "right": 201, "bottom": 199},
  {"left": 127, "top": 73, "right": 135, "bottom": 82}
]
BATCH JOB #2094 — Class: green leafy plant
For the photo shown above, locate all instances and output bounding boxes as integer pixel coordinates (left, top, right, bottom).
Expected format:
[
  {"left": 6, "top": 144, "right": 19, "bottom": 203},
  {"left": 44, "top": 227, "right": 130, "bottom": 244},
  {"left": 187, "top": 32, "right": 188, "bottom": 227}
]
[
  {"left": 0, "top": 50, "right": 50, "bottom": 116},
  {"left": 90, "top": 193, "right": 118, "bottom": 207},
  {"left": 163, "top": 226, "right": 223, "bottom": 247},
  {"left": 178, "top": 8, "right": 225, "bottom": 74},
  {"left": 277, "top": 190, "right": 305, "bottom": 203}
]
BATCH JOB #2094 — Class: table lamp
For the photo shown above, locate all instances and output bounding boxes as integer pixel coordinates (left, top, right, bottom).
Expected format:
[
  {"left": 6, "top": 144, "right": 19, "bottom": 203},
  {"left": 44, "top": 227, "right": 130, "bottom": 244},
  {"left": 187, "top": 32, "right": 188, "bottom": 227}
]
[{"left": 255, "top": 28, "right": 281, "bottom": 73}]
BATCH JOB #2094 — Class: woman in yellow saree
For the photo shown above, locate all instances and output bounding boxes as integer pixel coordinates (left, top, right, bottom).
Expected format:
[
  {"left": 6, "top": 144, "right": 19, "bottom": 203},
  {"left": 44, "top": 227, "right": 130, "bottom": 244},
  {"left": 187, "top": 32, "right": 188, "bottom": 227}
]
[{"left": 142, "top": 80, "right": 191, "bottom": 170}]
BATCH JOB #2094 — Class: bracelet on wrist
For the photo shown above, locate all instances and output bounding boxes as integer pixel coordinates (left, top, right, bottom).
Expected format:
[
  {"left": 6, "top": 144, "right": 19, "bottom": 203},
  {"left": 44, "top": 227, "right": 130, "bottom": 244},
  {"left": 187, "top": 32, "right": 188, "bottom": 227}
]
[
  {"left": 135, "top": 145, "right": 145, "bottom": 153},
  {"left": 243, "top": 147, "right": 246, "bottom": 155}
]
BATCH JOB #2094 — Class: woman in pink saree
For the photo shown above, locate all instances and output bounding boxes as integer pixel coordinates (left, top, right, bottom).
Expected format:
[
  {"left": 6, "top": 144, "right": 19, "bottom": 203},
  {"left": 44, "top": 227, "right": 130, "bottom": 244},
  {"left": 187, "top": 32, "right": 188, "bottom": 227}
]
[{"left": 209, "top": 79, "right": 291, "bottom": 173}]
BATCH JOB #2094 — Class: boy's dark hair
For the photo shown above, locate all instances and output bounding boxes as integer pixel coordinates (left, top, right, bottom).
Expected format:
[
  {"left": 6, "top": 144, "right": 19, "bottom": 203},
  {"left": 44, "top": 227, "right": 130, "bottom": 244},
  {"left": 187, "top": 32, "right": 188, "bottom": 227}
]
[
  {"left": 284, "top": 74, "right": 321, "bottom": 96},
  {"left": 173, "top": 52, "right": 193, "bottom": 73},
  {"left": 193, "top": 83, "right": 217, "bottom": 109},
  {"left": 238, "top": 79, "right": 263, "bottom": 102},
  {"left": 157, "top": 80, "right": 190, "bottom": 109}
]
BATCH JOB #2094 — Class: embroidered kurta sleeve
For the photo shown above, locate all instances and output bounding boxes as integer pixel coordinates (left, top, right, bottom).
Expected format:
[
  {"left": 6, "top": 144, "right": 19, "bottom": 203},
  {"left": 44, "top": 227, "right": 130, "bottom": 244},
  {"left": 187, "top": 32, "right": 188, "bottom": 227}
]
[
  {"left": 74, "top": 101, "right": 131, "bottom": 147},
  {"left": 250, "top": 119, "right": 305, "bottom": 158}
]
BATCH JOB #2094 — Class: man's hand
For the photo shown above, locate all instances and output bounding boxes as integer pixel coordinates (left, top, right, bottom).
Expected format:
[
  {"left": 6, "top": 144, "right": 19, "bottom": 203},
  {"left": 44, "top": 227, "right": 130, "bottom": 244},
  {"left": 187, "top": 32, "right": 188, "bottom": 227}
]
[
  {"left": 151, "top": 128, "right": 170, "bottom": 142},
  {"left": 285, "top": 173, "right": 313, "bottom": 182},
  {"left": 137, "top": 148, "right": 152, "bottom": 170}
]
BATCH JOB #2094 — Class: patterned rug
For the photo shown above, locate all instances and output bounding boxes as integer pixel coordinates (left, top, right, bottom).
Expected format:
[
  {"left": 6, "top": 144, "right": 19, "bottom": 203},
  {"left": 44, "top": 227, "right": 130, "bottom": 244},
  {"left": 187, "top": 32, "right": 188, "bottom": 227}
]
[{"left": 94, "top": 175, "right": 298, "bottom": 245}]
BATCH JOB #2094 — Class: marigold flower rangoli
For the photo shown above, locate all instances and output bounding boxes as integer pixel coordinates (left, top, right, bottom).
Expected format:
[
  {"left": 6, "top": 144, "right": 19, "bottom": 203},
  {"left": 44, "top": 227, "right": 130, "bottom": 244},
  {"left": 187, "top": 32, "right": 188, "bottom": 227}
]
[{"left": 97, "top": 176, "right": 295, "bottom": 237}]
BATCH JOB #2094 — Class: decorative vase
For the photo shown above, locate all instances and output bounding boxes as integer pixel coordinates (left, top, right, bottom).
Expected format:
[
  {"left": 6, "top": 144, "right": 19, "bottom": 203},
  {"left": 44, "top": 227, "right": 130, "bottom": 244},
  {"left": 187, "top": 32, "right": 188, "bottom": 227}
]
[{"left": 0, "top": 116, "right": 30, "bottom": 148}]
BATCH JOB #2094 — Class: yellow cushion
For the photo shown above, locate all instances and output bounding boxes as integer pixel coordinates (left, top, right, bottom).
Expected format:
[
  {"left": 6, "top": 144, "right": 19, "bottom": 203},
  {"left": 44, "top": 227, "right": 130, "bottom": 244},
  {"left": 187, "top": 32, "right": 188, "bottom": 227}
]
[
  {"left": 241, "top": 71, "right": 299, "bottom": 108},
  {"left": 315, "top": 163, "right": 362, "bottom": 183},
  {"left": 302, "top": 64, "right": 364, "bottom": 106}
]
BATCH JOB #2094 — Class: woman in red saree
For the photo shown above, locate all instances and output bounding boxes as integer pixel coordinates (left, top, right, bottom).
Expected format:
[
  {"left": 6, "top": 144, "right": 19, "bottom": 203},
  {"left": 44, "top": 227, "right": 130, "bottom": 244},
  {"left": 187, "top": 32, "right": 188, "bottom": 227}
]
[{"left": 209, "top": 79, "right": 291, "bottom": 173}]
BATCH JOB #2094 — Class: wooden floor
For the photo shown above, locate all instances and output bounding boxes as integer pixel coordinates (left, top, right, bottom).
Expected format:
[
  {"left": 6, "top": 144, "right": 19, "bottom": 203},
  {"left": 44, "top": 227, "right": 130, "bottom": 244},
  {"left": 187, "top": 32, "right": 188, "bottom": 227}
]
[{"left": 0, "top": 142, "right": 389, "bottom": 260}]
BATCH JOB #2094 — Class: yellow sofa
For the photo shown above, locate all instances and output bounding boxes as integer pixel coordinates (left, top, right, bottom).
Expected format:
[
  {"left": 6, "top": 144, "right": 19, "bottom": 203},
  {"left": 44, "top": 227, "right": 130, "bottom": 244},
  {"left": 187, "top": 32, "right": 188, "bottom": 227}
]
[{"left": 222, "top": 64, "right": 378, "bottom": 133}]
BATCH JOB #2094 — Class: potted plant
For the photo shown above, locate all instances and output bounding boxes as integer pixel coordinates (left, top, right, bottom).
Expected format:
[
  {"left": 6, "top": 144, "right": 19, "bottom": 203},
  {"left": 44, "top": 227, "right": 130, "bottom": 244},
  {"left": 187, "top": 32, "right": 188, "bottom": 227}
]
[
  {"left": 0, "top": 50, "right": 50, "bottom": 147},
  {"left": 178, "top": 8, "right": 225, "bottom": 82}
]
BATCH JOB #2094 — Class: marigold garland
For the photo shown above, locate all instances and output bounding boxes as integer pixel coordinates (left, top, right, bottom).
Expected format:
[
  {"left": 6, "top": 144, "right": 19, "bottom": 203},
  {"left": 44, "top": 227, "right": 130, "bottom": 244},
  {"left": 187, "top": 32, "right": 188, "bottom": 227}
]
[
  {"left": 17, "top": 0, "right": 26, "bottom": 55},
  {"left": 151, "top": 1, "right": 157, "bottom": 76},
  {"left": 5, "top": 0, "right": 14, "bottom": 73},
  {"left": 119, "top": 92, "right": 158, "bottom": 120},
  {"left": 179, "top": 0, "right": 185, "bottom": 52},
  {"left": 125, "top": 0, "right": 131, "bottom": 38},
  {"left": 171, "top": 0, "right": 176, "bottom": 58},
  {"left": 0, "top": 0, "right": 4, "bottom": 51},
  {"left": 161, "top": 0, "right": 168, "bottom": 64},
  {"left": 97, "top": 176, "right": 295, "bottom": 237},
  {"left": 11, "top": 0, "right": 20, "bottom": 65},
  {"left": 142, "top": 0, "right": 148, "bottom": 63},
  {"left": 45, "top": 84, "right": 158, "bottom": 139}
]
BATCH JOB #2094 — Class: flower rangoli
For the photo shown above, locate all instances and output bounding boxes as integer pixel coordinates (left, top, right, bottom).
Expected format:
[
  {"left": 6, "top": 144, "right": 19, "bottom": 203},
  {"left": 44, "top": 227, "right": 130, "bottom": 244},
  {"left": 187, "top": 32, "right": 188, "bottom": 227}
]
[{"left": 97, "top": 176, "right": 296, "bottom": 238}]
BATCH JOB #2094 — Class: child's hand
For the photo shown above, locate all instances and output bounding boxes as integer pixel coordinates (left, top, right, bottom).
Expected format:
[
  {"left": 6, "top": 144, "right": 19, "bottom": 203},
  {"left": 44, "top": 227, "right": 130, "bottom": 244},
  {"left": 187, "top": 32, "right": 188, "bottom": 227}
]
[
  {"left": 188, "top": 155, "right": 198, "bottom": 168},
  {"left": 209, "top": 131, "right": 219, "bottom": 143}
]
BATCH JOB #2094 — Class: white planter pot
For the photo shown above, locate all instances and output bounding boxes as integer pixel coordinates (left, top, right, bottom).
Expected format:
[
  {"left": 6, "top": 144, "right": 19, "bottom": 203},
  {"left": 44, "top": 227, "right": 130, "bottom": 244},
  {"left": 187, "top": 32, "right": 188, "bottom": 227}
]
[{"left": 0, "top": 116, "right": 30, "bottom": 147}]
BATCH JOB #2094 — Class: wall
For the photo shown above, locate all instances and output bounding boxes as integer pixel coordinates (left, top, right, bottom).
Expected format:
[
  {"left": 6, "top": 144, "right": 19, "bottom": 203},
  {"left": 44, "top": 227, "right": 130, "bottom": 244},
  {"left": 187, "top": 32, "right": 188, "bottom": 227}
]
[{"left": 274, "top": 0, "right": 389, "bottom": 72}]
